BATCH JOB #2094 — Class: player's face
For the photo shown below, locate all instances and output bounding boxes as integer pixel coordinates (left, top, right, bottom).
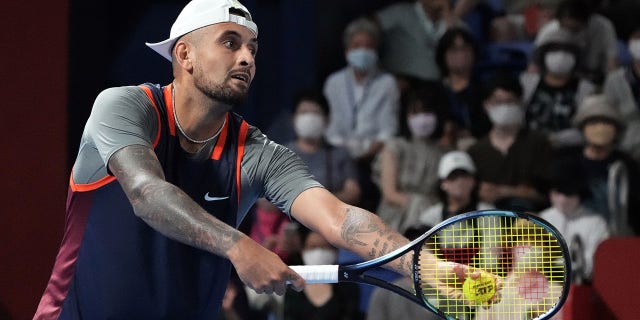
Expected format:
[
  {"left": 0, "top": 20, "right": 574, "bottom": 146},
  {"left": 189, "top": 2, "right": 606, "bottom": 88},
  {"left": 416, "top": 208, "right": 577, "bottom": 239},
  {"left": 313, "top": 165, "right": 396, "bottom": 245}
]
[{"left": 191, "top": 22, "right": 258, "bottom": 107}]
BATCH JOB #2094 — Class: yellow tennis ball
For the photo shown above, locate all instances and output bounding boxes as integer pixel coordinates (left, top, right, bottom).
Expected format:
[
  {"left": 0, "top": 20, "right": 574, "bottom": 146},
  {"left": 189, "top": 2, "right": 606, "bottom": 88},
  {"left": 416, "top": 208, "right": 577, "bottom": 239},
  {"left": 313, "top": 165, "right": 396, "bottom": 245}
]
[{"left": 462, "top": 274, "right": 496, "bottom": 304}]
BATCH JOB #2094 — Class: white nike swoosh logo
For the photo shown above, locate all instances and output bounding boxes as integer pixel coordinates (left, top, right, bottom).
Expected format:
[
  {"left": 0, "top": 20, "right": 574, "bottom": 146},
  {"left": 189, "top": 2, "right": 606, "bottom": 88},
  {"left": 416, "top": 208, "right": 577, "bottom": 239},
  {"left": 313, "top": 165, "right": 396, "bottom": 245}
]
[{"left": 204, "top": 193, "right": 230, "bottom": 201}]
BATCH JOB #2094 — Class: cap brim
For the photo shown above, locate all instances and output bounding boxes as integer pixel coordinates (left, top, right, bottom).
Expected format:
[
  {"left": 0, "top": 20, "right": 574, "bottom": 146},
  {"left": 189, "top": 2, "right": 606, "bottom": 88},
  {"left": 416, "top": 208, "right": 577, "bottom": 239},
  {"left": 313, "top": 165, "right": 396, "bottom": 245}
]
[{"left": 146, "top": 37, "right": 178, "bottom": 62}]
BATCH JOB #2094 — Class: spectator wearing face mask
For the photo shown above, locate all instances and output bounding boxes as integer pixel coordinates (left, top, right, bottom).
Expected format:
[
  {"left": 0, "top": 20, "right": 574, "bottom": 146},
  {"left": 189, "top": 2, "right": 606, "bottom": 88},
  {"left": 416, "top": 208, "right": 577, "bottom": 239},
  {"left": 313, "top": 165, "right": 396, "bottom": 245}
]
[
  {"left": 323, "top": 17, "right": 400, "bottom": 212},
  {"left": 373, "top": 84, "right": 448, "bottom": 232},
  {"left": 534, "top": 0, "right": 618, "bottom": 84},
  {"left": 521, "top": 29, "right": 596, "bottom": 148},
  {"left": 283, "top": 229, "right": 360, "bottom": 320},
  {"left": 603, "top": 25, "right": 640, "bottom": 166},
  {"left": 467, "top": 73, "right": 552, "bottom": 212},
  {"left": 286, "top": 91, "right": 361, "bottom": 205},
  {"left": 554, "top": 94, "right": 640, "bottom": 236}
]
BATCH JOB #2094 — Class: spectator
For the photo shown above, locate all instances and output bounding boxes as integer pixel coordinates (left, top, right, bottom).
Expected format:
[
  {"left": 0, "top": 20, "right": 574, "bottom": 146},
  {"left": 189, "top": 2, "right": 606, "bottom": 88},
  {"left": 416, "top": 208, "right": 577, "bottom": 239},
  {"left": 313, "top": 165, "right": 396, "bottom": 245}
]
[
  {"left": 420, "top": 150, "right": 493, "bottom": 228},
  {"left": 249, "top": 198, "right": 291, "bottom": 261},
  {"left": 373, "top": 84, "right": 447, "bottom": 232},
  {"left": 420, "top": 150, "right": 500, "bottom": 281},
  {"left": 287, "top": 91, "right": 361, "bottom": 205},
  {"left": 284, "top": 230, "right": 360, "bottom": 320},
  {"left": 374, "top": 0, "right": 463, "bottom": 82},
  {"left": 489, "top": 0, "right": 560, "bottom": 42},
  {"left": 538, "top": 160, "right": 609, "bottom": 283},
  {"left": 603, "top": 25, "right": 640, "bottom": 165},
  {"left": 555, "top": 94, "right": 640, "bottom": 235},
  {"left": 436, "top": 26, "right": 491, "bottom": 147},
  {"left": 534, "top": 0, "right": 618, "bottom": 84},
  {"left": 366, "top": 225, "right": 439, "bottom": 320},
  {"left": 467, "top": 72, "right": 552, "bottom": 212},
  {"left": 219, "top": 270, "right": 260, "bottom": 320},
  {"left": 521, "top": 28, "right": 596, "bottom": 148},
  {"left": 323, "top": 17, "right": 400, "bottom": 212}
]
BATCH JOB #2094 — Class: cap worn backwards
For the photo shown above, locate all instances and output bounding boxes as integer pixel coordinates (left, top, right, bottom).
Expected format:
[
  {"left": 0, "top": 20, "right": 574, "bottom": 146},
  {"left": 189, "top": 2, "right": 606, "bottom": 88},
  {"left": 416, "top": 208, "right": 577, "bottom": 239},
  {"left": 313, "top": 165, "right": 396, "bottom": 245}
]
[{"left": 146, "top": 0, "right": 258, "bottom": 62}]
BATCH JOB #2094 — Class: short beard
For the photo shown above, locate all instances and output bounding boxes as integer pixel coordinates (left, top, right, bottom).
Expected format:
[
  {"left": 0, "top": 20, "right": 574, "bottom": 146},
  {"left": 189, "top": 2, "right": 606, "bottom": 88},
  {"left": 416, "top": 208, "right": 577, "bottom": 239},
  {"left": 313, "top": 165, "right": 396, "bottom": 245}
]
[{"left": 194, "top": 66, "right": 248, "bottom": 107}]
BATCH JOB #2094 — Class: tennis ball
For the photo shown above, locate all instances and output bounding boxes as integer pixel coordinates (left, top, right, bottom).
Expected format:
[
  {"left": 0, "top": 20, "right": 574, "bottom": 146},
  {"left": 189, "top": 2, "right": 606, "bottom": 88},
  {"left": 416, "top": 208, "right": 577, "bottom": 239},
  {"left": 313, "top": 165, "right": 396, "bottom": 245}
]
[{"left": 462, "top": 274, "right": 495, "bottom": 304}]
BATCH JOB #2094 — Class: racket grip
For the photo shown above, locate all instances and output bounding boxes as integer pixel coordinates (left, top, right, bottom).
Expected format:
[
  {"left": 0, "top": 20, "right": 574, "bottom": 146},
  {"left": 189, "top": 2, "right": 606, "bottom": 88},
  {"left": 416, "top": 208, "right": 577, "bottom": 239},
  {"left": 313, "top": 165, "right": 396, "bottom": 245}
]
[{"left": 289, "top": 265, "right": 339, "bottom": 284}]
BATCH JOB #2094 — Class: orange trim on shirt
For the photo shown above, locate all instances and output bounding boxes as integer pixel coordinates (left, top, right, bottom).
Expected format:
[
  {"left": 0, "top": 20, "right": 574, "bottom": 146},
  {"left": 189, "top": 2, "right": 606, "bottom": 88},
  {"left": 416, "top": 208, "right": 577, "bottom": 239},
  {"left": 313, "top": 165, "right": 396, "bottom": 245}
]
[
  {"left": 163, "top": 84, "right": 176, "bottom": 137},
  {"left": 235, "top": 120, "right": 249, "bottom": 204},
  {"left": 138, "top": 85, "right": 163, "bottom": 147},
  {"left": 69, "top": 170, "right": 116, "bottom": 192},
  {"left": 211, "top": 113, "right": 230, "bottom": 160}
]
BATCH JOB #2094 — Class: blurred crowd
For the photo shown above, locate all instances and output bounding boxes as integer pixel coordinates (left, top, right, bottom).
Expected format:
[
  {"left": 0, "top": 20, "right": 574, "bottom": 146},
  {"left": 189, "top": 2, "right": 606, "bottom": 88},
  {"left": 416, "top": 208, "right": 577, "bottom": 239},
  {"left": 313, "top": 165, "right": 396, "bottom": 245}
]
[{"left": 221, "top": 0, "right": 640, "bottom": 319}]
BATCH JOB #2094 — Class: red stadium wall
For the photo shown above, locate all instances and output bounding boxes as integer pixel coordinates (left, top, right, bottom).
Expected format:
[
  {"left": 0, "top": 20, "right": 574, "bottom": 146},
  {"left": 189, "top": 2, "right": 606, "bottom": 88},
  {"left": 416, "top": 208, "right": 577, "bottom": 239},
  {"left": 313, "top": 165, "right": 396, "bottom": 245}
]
[{"left": 0, "top": 1, "right": 68, "bottom": 319}]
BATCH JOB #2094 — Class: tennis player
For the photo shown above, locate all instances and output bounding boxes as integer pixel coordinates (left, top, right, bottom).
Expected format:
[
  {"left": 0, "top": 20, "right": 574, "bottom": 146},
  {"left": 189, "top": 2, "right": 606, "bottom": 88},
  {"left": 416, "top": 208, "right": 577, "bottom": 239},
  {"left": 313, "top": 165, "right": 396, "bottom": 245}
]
[{"left": 34, "top": 0, "right": 490, "bottom": 319}]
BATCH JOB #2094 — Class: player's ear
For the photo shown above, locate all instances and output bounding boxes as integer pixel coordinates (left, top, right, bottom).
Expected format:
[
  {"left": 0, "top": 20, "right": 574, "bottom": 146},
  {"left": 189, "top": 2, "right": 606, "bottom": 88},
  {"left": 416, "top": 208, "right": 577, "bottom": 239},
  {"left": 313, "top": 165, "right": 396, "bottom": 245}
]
[{"left": 173, "top": 40, "right": 193, "bottom": 72}]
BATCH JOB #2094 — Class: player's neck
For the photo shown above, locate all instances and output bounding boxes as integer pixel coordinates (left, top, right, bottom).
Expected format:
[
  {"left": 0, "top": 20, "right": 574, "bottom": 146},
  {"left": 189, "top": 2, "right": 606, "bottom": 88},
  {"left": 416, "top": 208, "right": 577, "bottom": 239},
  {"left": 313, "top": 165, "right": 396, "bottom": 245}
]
[{"left": 172, "top": 82, "right": 228, "bottom": 146}]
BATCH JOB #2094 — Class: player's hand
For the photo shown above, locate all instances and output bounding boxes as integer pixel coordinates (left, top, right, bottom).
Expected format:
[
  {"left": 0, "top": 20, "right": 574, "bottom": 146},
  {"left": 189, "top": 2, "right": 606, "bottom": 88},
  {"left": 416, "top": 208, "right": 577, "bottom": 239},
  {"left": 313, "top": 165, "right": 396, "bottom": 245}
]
[
  {"left": 227, "top": 236, "right": 305, "bottom": 295},
  {"left": 436, "top": 261, "right": 503, "bottom": 307}
]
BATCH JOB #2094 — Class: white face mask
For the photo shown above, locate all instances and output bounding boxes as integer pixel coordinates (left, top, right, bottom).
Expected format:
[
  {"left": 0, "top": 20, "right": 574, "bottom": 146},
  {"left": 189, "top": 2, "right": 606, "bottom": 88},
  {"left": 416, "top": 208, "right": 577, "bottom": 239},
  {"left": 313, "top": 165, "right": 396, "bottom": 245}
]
[
  {"left": 346, "top": 48, "right": 378, "bottom": 72},
  {"left": 544, "top": 51, "right": 576, "bottom": 75},
  {"left": 629, "top": 39, "right": 640, "bottom": 60},
  {"left": 407, "top": 112, "right": 437, "bottom": 138},
  {"left": 487, "top": 104, "right": 524, "bottom": 127},
  {"left": 302, "top": 248, "right": 337, "bottom": 265},
  {"left": 294, "top": 113, "right": 325, "bottom": 139}
]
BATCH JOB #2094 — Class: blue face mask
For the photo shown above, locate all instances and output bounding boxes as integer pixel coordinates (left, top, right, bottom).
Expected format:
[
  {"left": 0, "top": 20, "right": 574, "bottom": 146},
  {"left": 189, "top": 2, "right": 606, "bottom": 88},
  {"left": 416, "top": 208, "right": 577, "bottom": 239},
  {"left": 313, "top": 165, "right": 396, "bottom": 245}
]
[{"left": 346, "top": 48, "right": 378, "bottom": 71}]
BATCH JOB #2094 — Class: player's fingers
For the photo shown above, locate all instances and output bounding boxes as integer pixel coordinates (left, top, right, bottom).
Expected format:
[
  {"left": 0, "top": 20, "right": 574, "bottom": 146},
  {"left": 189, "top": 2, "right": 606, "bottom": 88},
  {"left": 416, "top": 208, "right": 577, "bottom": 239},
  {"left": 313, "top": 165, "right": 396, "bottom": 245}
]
[
  {"left": 273, "top": 281, "right": 287, "bottom": 296},
  {"left": 287, "top": 269, "right": 306, "bottom": 292}
]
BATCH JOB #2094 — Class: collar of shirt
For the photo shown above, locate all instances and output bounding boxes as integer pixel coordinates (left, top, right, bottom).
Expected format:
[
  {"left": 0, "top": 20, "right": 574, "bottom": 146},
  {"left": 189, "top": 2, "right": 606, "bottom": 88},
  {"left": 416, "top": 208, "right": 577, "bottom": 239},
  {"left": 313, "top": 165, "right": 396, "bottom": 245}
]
[{"left": 414, "top": 1, "right": 446, "bottom": 37}]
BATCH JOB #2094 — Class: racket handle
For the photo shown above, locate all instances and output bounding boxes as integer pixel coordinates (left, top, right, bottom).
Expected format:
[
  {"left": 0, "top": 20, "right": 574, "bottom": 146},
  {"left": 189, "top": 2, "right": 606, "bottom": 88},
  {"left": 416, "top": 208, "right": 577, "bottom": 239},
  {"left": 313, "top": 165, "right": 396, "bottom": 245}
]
[{"left": 289, "top": 265, "right": 339, "bottom": 284}]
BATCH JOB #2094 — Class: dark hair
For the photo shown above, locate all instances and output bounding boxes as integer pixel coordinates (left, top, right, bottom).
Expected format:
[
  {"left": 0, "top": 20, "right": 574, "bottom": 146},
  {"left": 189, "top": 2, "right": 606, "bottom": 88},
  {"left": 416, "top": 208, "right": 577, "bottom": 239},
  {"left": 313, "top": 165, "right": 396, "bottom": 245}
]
[
  {"left": 549, "top": 157, "right": 590, "bottom": 199},
  {"left": 435, "top": 27, "right": 478, "bottom": 77},
  {"left": 398, "top": 81, "right": 449, "bottom": 139},
  {"left": 556, "top": 0, "right": 593, "bottom": 23},
  {"left": 403, "top": 225, "right": 430, "bottom": 241},
  {"left": 292, "top": 89, "right": 330, "bottom": 116},
  {"left": 482, "top": 71, "right": 523, "bottom": 102}
]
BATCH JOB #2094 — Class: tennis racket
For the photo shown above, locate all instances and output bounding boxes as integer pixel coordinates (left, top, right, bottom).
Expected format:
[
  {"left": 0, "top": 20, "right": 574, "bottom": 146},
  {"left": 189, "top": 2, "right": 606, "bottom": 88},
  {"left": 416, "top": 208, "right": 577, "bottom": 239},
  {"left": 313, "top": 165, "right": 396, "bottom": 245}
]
[{"left": 290, "top": 210, "right": 571, "bottom": 320}]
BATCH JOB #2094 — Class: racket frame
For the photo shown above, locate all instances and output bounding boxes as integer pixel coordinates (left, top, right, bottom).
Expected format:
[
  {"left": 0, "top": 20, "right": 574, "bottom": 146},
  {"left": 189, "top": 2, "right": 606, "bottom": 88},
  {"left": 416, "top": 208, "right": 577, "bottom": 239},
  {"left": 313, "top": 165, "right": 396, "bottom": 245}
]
[{"left": 337, "top": 210, "right": 572, "bottom": 320}]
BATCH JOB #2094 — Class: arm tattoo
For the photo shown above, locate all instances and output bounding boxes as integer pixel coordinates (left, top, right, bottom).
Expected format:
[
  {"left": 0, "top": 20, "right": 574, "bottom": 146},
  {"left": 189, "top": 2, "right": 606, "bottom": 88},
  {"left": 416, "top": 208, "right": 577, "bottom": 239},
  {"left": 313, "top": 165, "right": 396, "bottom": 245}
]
[
  {"left": 340, "top": 207, "right": 380, "bottom": 246},
  {"left": 110, "top": 145, "right": 242, "bottom": 256},
  {"left": 340, "top": 207, "right": 412, "bottom": 276}
]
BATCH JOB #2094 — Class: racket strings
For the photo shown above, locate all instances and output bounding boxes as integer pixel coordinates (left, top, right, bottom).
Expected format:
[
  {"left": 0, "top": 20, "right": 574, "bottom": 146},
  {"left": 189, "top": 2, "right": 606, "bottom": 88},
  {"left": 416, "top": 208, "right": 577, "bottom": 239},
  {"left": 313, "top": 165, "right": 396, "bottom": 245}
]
[{"left": 416, "top": 216, "right": 567, "bottom": 320}]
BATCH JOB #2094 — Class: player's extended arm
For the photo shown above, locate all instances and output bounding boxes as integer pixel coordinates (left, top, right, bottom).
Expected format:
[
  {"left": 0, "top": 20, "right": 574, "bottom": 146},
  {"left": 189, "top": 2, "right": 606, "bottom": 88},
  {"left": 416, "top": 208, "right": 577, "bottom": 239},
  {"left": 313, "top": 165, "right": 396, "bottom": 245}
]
[
  {"left": 291, "top": 187, "right": 413, "bottom": 276},
  {"left": 291, "top": 187, "right": 502, "bottom": 304},
  {"left": 109, "top": 144, "right": 304, "bottom": 294}
]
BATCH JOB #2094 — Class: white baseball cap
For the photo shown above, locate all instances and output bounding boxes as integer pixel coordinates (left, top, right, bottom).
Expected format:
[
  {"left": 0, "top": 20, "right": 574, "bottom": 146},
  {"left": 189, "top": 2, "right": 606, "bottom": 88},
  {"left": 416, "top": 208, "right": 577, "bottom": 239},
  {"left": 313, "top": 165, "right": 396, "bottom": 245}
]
[
  {"left": 146, "top": 0, "right": 258, "bottom": 61},
  {"left": 438, "top": 151, "right": 476, "bottom": 179}
]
